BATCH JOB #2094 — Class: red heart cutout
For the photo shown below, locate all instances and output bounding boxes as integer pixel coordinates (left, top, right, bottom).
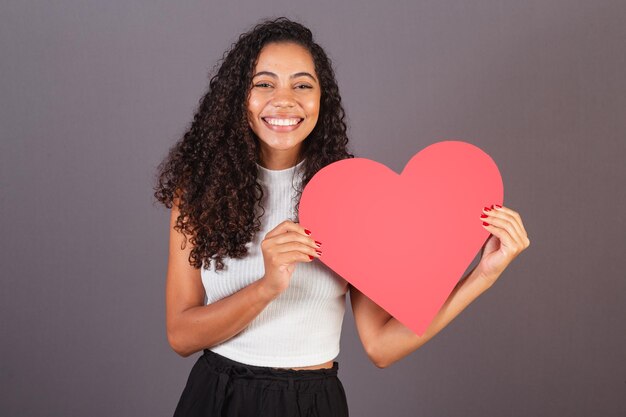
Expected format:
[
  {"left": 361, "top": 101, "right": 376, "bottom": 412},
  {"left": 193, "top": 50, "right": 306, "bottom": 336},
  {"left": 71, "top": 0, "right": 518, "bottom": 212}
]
[{"left": 299, "top": 141, "right": 503, "bottom": 335}]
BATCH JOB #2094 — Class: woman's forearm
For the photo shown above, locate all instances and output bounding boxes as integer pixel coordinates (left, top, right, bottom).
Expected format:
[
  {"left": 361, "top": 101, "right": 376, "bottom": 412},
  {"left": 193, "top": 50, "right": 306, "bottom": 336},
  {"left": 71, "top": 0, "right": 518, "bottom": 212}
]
[
  {"left": 169, "top": 278, "right": 278, "bottom": 357},
  {"left": 373, "top": 267, "right": 494, "bottom": 368}
]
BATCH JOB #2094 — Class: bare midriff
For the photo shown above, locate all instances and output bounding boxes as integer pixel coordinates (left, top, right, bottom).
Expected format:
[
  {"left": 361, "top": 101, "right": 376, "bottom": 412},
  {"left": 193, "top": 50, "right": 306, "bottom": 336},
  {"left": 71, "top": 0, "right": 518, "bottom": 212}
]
[{"left": 271, "top": 359, "right": 334, "bottom": 371}]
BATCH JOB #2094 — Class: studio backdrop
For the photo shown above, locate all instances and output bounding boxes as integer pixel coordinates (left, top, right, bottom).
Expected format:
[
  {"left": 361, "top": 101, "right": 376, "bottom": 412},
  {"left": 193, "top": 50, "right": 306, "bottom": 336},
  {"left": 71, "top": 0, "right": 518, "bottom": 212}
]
[{"left": 1, "top": 1, "right": 625, "bottom": 416}]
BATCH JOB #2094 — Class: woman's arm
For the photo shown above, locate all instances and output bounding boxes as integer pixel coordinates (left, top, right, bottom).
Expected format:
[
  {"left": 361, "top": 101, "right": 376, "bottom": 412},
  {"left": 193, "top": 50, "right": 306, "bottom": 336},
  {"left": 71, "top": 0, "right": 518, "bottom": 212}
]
[
  {"left": 351, "top": 266, "right": 491, "bottom": 369},
  {"left": 351, "top": 204, "right": 529, "bottom": 368},
  {"left": 165, "top": 201, "right": 278, "bottom": 358}
]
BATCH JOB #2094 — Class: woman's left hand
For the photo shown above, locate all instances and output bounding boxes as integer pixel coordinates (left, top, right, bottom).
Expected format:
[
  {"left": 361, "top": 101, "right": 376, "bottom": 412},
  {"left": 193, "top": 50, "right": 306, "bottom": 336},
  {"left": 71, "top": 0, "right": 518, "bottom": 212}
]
[{"left": 476, "top": 204, "right": 530, "bottom": 287}]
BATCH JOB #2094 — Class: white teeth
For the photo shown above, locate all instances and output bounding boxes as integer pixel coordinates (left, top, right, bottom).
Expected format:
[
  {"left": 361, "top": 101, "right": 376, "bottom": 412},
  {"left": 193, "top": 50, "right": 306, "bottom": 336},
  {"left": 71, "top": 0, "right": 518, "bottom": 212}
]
[{"left": 264, "top": 117, "right": 301, "bottom": 126}]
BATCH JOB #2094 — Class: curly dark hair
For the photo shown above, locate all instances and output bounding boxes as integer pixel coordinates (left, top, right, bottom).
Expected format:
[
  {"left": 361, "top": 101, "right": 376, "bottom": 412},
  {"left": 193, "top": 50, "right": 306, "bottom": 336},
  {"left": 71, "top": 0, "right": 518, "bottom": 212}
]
[{"left": 153, "top": 16, "right": 355, "bottom": 272}]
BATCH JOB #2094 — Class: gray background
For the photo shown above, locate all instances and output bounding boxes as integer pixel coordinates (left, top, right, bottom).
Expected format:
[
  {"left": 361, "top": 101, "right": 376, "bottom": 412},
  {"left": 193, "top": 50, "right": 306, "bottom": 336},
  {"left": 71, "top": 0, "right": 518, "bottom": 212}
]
[{"left": 1, "top": 0, "right": 625, "bottom": 416}]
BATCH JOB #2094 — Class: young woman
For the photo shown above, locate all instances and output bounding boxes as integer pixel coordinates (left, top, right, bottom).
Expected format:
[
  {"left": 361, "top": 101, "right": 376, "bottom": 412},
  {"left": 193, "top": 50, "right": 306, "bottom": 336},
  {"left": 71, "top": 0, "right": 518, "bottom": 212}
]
[{"left": 154, "top": 17, "right": 530, "bottom": 417}]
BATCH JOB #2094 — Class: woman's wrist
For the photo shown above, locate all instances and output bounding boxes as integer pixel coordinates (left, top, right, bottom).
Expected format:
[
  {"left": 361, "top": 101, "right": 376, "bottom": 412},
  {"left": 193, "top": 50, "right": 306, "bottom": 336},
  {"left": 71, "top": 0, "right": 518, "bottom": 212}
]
[
  {"left": 475, "top": 268, "right": 500, "bottom": 289},
  {"left": 256, "top": 277, "right": 281, "bottom": 302}
]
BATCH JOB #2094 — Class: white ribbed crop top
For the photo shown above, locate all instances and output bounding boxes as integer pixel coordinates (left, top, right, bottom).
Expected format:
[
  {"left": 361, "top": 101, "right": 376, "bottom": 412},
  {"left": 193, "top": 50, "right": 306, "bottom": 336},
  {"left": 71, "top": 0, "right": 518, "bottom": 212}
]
[{"left": 200, "top": 158, "right": 350, "bottom": 367}]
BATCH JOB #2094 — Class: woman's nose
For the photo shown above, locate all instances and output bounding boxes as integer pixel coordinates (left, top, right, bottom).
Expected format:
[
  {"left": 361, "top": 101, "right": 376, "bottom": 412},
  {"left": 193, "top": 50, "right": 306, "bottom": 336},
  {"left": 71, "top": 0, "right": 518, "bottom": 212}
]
[{"left": 270, "top": 87, "right": 295, "bottom": 107}]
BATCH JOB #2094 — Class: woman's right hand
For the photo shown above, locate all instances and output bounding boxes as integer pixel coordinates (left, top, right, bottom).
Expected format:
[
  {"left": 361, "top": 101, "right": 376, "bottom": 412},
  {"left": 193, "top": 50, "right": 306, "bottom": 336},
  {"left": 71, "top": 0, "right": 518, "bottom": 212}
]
[{"left": 259, "top": 220, "right": 322, "bottom": 298}]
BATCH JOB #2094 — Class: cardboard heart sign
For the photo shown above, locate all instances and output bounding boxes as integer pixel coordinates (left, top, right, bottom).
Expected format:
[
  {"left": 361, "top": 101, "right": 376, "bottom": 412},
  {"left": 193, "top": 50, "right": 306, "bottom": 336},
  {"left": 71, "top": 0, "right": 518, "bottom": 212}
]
[{"left": 298, "top": 140, "right": 503, "bottom": 336}]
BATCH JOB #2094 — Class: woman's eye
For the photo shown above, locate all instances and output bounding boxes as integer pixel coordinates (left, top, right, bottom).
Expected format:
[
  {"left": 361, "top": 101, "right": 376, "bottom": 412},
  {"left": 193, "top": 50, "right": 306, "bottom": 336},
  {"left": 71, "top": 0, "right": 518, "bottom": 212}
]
[{"left": 253, "top": 83, "right": 312, "bottom": 89}]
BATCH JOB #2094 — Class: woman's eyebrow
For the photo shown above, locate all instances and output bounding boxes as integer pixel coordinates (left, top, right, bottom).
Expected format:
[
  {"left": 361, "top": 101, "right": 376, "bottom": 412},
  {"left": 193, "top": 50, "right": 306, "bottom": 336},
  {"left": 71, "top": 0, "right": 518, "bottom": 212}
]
[{"left": 252, "top": 71, "right": 317, "bottom": 83}]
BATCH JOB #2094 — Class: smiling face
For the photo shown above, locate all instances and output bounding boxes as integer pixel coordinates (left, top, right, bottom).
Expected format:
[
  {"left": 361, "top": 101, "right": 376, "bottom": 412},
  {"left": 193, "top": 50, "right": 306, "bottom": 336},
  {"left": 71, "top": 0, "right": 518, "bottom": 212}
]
[{"left": 247, "top": 41, "right": 321, "bottom": 169}]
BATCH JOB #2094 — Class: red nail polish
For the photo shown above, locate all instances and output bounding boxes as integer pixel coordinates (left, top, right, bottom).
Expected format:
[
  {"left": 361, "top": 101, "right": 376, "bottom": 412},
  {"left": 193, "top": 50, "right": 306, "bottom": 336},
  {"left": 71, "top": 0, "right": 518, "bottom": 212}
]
[
  {"left": 495, "top": 204, "right": 502, "bottom": 209},
  {"left": 483, "top": 206, "right": 491, "bottom": 211},
  {"left": 480, "top": 214, "right": 488, "bottom": 218},
  {"left": 316, "top": 250, "right": 322, "bottom": 256},
  {"left": 308, "top": 255, "right": 314, "bottom": 260},
  {"left": 314, "top": 240, "right": 322, "bottom": 247},
  {"left": 304, "top": 229, "right": 312, "bottom": 235},
  {"left": 483, "top": 222, "right": 490, "bottom": 226}
]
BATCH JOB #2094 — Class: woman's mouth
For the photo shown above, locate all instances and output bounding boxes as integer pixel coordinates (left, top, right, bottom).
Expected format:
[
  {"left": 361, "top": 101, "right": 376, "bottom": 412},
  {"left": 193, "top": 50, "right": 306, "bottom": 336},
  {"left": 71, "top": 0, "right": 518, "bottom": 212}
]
[{"left": 262, "top": 117, "right": 304, "bottom": 132}]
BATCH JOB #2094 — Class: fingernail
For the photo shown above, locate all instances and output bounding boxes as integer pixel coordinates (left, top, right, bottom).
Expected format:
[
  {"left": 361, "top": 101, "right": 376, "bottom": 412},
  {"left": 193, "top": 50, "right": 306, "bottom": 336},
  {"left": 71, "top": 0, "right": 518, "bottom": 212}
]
[
  {"left": 483, "top": 206, "right": 491, "bottom": 212},
  {"left": 314, "top": 240, "right": 322, "bottom": 247},
  {"left": 316, "top": 250, "right": 322, "bottom": 256},
  {"left": 480, "top": 214, "right": 488, "bottom": 218},
  {"left": 495, "top": 204, "right": 502, "bottom": 209},
  {"left": 482, "top": 222, "right": 490, "bottom": 226},
  {"left": 304, "top": 229, "right": 312, "bottom": 235},
  {"left": 308, "top": 255, "right": 314, "bottom": 260}
]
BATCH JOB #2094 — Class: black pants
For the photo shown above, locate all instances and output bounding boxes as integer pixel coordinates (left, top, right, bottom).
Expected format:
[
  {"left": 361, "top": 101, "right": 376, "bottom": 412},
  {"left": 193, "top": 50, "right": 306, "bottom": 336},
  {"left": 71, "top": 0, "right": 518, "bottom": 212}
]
[{"left": 173, "top": 349, "right": 350, "bottom": 417}]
